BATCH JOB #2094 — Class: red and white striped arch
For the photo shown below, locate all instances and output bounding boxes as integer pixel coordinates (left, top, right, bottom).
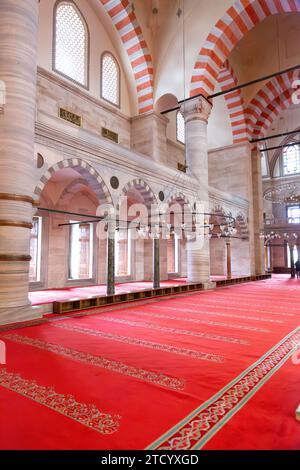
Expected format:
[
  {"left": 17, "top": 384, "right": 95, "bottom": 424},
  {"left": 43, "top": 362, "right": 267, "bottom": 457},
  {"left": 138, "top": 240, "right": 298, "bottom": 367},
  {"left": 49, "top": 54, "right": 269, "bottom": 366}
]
[
  {"left": 246, "top": 69, "right": 300, "bottom": 138},
  {"left": 251, "top": 90, "right": 294, "bottom": 139},
  {"left": 100, "top": 0, "right": 154, "bottom": 114},
  {"left": 191, "top": 0, "right": 300, "bottom": 98},
  {"left": 218, "top": 60, "right": 247, "bottom": 144}
]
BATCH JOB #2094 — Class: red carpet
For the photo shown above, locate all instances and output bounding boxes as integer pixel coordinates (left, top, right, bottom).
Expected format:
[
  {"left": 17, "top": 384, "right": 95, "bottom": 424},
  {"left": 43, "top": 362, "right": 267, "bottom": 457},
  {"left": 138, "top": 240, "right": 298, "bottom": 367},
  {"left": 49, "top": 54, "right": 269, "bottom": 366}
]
[{"left": 0, "top": 276, "right": 299, "bottom": 449}]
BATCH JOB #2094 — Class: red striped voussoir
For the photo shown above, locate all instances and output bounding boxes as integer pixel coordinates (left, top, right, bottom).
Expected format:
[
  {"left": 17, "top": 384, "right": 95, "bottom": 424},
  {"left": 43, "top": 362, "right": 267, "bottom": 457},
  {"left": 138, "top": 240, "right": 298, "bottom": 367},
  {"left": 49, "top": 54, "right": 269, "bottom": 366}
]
[
  {"left": 100, "top": 0, "right": 154, "bottom": 114},
  {"left": 218, "top": 60, "right": 248, "bottom": 144},
  {"left": 191, "top": 0, "right": 300, "bottom": 98},
  {"left": 246, "top": 70, "right": 300, "bottom": 139}
]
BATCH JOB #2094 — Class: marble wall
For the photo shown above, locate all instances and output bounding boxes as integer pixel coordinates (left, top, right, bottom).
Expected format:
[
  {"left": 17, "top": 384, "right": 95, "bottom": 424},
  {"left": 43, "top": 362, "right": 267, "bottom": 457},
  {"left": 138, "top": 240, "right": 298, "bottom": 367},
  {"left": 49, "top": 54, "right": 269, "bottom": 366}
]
[{"left": 32, "top": 71, "right": 254, "bottom": 290}]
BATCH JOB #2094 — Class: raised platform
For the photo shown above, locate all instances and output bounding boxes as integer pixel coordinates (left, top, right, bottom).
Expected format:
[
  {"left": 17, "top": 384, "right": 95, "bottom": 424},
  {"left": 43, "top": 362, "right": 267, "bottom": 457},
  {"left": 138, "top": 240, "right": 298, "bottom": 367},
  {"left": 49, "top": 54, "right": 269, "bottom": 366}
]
[{"left": 51, "top": 274, "right": 271, "bottom": 315}]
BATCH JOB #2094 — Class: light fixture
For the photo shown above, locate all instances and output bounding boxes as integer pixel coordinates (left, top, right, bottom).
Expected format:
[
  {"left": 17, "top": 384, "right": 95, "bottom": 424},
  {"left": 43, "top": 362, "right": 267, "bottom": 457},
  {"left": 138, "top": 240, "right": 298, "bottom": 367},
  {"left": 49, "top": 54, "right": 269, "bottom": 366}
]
[{"left": 264, "top": 183, "right": 300, "bottom": 205}]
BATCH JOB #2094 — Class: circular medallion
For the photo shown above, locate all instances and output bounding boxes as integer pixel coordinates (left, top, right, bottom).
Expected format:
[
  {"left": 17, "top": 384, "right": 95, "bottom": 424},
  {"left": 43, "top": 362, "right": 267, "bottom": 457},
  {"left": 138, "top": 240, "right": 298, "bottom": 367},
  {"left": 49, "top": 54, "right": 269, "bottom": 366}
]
[
  {"left": 37, "top": 153, "right": 44, "bottom": 169},
  {"left": 159, "top": 191, "right": 165, "bottom": 202},
  {"left": 110, "top": 176, "right": 119, "bottom": 190}
]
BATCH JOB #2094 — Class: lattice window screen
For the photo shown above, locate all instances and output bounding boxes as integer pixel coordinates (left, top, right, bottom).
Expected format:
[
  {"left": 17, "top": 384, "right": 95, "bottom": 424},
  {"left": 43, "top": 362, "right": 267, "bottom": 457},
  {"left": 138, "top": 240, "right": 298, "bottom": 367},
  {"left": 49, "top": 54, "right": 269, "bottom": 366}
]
[
  {"left": 55, "top": 3, "right": 87, "bottom": 86},
  {"left": 177, "top": 111, "right": 185, "bottom": 144},
  {"left": 101, "top": 53, "right": 120, "bottom": 106}
]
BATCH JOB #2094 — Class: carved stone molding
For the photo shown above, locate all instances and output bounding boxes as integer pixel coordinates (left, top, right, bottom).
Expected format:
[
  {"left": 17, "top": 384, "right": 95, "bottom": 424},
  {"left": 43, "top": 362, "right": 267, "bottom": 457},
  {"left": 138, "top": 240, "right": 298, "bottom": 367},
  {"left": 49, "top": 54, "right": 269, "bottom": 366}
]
[
  {"left": 0, "top": 254, "right": 31, "bottom": 262},
  {"left": 0, "top": 220, "right": 33, "bottom": 229},
  {"left": 180, "top": 97, "right": 212, "bottom": 124},
  {"left": 0, "top": 193, "right": 38, "bottom": 205}
]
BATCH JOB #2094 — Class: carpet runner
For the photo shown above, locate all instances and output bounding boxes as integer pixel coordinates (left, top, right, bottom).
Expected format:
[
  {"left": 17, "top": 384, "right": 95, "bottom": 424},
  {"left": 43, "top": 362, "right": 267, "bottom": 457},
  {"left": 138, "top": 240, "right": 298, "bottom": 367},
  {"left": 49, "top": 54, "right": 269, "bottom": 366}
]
[{"left": 0, "top": 276, "right": 299, "bottom": 449}]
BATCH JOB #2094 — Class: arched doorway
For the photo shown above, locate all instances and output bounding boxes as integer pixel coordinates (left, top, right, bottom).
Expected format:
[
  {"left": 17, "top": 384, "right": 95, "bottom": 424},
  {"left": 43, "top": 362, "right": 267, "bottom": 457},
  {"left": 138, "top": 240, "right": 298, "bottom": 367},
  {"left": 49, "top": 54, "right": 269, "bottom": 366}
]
[{"left": 32, "top": 159, "right": 112, "bottom": 289}]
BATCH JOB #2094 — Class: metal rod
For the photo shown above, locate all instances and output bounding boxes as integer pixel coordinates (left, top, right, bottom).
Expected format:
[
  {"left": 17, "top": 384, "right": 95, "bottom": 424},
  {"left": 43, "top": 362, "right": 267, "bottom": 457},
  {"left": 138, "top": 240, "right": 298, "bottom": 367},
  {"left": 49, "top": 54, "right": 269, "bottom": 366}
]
[
  {"left": 161, "top": 64, "right": 300, "bottom": 115},
  {"left": 58, "top": 220, "right": 102, "bottom": 227},
  {"left": 209, "top": 64, "right": 300, "bottom": 99},
  {"left": 38, "top": 207, "right": 104, "bottom": 220},
  {"left": 259, "top": 140, "right": 300, "bottom": 153},
  {"left": 251, "top": 129, "right": 300, "bottom": 144}
]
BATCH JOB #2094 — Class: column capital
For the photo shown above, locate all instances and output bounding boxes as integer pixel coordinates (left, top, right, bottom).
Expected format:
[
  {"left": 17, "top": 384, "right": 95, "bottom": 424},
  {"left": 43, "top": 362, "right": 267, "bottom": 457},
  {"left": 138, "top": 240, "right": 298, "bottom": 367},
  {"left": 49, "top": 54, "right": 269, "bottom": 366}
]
[{"left": 180, "top": 96, "right": 212, "bottom": 124}]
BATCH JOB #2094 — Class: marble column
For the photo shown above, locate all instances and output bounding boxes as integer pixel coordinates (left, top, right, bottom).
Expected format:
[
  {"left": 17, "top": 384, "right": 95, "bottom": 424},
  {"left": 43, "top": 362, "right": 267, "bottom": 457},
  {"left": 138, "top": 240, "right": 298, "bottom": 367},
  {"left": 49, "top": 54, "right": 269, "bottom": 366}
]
[
  {"left": 226, "top": 239, "right": 232, "bottom": 280},
  {"left": 106, "top": 225, "right": 115, "bottom": 296},
  {"left": 289, "top": 243, "right": 295, "bottom": 279},
  {"left": 264, "top": 244, "right": 269, "bottom": 272},
  {"left": 153, "top": 237, "right": 160, "bottom": 289},
  {"left": 297, "top": 245, "right": 300, "bottom": 263},
  {"left": 181, "top": 97, "right": 215, "bottom": 288},
  {"left": 251, "top": 147, "right": 265, "bottom": 275},
  {"left": 0, "top": 0, "right": 40, "bottom": 324},
  {"left": 210, "top": 237, "right": 226, "bottom": 276}
]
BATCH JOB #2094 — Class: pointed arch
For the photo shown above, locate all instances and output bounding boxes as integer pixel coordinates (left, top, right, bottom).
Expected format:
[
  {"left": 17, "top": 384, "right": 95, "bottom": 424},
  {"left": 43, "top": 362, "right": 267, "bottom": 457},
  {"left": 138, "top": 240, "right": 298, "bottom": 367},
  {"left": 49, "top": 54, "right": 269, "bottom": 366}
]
[
  {"left": 121, "top": 178, "right": 157, "bottom": 210},
  {"left": 217, "top": 60, "right": 247, "bottom": 144},
  {"left": 101, "top": 51, "right": 121, "bottom": 107},
  {"left": 53, "top": 0, "right": 89, "bottom": 87},
  {"left": 34, "top": 158, "right": 113, "bottom": 206},
  {"left": 166, "top": 192, "right": 192, "bottom": 211},
  {"left": 100, "top": 0, "right": 154, "bottom": 114},
  {"left": 246, "top": 69, "right": 300, "bottom": 138},
  {"left": 252, "top": 90, "right": 294, "bottom": 139},
  {"left": 269, "top": 127, "right": 300, "bottom": 176},
  {"left": 191, "top": 0, "right": 300, "bottom": 98}
]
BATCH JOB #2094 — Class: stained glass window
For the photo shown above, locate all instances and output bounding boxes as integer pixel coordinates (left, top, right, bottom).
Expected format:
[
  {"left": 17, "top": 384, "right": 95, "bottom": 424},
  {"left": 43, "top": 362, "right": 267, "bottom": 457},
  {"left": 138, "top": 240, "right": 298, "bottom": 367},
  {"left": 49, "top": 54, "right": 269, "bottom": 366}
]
[
  {"left": 283, "top": 144, "right": 300, "bottom": 175},
  {"left": 54, "top": 2, "right": 88, "bottom": 86},
  {"left": 101, "top": 53, "right": 120, "bottom": 106}
]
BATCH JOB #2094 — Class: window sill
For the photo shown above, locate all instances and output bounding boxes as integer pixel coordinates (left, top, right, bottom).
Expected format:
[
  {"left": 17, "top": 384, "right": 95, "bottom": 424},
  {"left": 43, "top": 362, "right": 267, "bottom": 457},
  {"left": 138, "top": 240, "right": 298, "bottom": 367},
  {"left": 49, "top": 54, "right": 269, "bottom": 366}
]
[
  {"left": 66, "top": 278, "right": 96, "bottom": 287},
  {"left": 29, "top": 281, "right": 45, "bottom": 291}
]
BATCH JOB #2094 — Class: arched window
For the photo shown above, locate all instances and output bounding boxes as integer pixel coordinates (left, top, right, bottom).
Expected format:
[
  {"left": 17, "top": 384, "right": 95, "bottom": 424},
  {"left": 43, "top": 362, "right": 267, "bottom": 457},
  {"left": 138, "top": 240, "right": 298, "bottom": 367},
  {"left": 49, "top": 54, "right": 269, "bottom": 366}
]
[
  {"left": 176, "top": 111, "right": 185, "bottom": 144},
  {"left": 287, "top": 244, "right": 298, "bottom": 268},
  {"left": 260, "top": 146, "right": 268, "bottom": 177},
  {"left": 29, "top": 217, "right": 42, "bottom": 282},
  {"left": 101, "top": 52, "right": 120, "bottom": 106},
  {"left": 282, "top": 143, "right": 300, "bottom": 175},
  {"left": 69, "top": 222, "right": 94, "bottom": 279},
  {"left": 54, "top": 1, "right": 88, "bottom": 87},
  {"left": 167, "top": 233, "right": 179, "bottom": 274},
  {"left": 115, "top": 228, "right": 131, "bottom": 276}
]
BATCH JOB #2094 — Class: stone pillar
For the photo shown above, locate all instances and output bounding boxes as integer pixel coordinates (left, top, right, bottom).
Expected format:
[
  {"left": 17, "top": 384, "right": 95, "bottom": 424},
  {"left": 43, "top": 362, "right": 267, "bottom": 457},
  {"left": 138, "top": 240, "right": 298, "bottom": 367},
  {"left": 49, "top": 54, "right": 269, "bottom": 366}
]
[
  {"left": 210, "top": 237, "right": 226, "bottom": 276},
  {"left": 181, "top": 97, "right": 215, "bottom": 288},
  {"left": 131, "top": 112, "right": 169, "bottom": 164},
  {"left": 251, "top": 147, "right": 265, "bottom": 275},
  {"left": 226, "top": 239, "right": 232, "bottom": 280},
  {"left": 264, "top": 244, "right": 269, "bottom": 272},
  {"left": 153, "top": 237, "right": 160, "bottom": 289},
  {"left": 297, "top": 245, "right": 300, "bottom": 263},
  {"left": 106, "top": 225, "right": 115, "bottom": 295},
  {"left": 289, "top": 243, "right": 295, "bottom": 279},
  {"left": 269, "top": 243, "right": 273, "bottom": 271},
  {"left": 0, "top": 0, "right": 40, "bottom": 324}
]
